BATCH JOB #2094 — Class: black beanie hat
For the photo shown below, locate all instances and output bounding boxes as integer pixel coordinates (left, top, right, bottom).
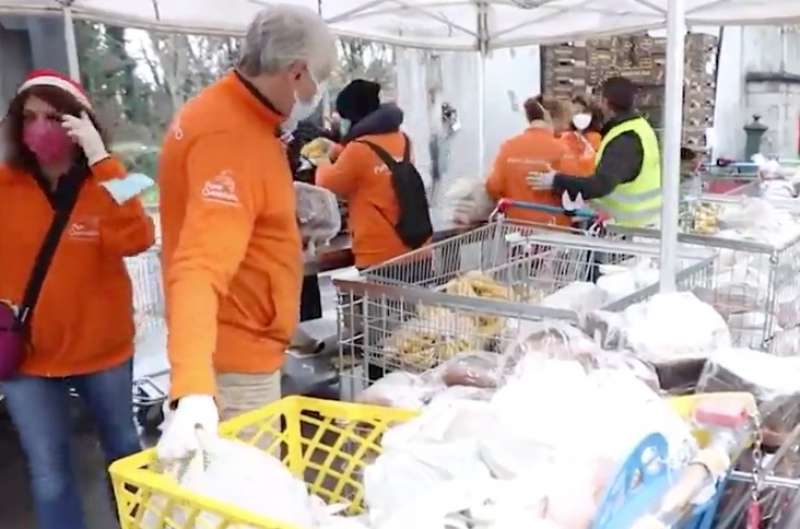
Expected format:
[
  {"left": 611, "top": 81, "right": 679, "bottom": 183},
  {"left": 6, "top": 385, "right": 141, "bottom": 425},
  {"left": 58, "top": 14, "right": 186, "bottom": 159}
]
[{"left": 336, "top": 79, "right": 381, "bottom": 123}]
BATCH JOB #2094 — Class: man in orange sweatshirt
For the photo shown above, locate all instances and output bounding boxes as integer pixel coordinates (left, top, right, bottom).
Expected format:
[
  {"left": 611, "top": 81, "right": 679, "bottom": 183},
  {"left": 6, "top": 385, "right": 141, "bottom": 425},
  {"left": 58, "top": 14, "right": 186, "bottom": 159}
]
[{"left": 156, "top": 5, "right": 337, "bottom": 462}]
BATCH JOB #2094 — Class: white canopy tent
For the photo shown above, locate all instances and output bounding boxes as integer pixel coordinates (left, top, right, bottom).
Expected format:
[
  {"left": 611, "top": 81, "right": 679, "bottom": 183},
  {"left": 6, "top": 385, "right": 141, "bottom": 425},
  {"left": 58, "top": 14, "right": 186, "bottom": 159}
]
[
  {"left": 1, "top": 1, "right": 798, "bottom": 50},
  {"left": 2, "top": 0, "right": 800, "bottom": 291}
]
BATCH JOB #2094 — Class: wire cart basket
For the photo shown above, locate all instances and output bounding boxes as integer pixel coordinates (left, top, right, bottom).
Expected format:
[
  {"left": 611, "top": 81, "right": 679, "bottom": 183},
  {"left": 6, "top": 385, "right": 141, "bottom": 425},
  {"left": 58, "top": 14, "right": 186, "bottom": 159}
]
[
  {"left": 335, "top": 219, "right": 716, "bottom": 397},
  {"left": 125, "top": 249, "right": 169, "bottom": 433},
  {"left": 606, "top": 193, "right": 800, "bottom": 351}
]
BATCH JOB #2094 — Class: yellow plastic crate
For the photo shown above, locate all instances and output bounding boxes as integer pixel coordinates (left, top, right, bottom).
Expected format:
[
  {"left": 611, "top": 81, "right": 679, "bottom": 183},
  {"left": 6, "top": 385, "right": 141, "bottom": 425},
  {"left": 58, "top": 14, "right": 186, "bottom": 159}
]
[
  {"left": 110, "top": 396, "right": 416, "bottom": 529},
  {"left": 110, "top": 393, "right": 756, "bottom": 529}
]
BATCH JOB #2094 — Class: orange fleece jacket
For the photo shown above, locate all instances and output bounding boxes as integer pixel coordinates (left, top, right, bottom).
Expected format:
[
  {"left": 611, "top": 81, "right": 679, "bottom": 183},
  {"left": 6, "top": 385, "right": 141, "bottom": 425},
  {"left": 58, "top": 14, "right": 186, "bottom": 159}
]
[
  {"left": 316, "top": 131, "right": 414, "bottom": 268},
  {"left": 0, "top": 158, "right": 154, "bottom": 376},
  {"left": 559, "top": 131, "right": 602, "bottom": 177},
  {"left": 158, "top": 72, "right": 302, "bottom": 399},
  {"left": 486, "top": 127, "right": 571, "bottom": 226}
]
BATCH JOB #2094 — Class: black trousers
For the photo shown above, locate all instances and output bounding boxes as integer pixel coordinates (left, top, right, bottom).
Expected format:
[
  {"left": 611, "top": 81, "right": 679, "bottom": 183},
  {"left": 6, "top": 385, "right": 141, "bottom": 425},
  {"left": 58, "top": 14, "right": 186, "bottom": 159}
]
[{"left": 300, "top": 274, "right": 322, "bottom": 322}]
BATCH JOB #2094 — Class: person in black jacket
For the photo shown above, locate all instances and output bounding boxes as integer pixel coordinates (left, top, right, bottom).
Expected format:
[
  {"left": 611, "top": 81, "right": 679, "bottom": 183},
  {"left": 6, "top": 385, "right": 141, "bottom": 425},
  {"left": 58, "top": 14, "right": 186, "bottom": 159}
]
[
  {"left": 287, "top": 119, "right": 337, "bottom": 321},
  {"left": 529, "top": 77, "right": 655, "bottom": 202}
]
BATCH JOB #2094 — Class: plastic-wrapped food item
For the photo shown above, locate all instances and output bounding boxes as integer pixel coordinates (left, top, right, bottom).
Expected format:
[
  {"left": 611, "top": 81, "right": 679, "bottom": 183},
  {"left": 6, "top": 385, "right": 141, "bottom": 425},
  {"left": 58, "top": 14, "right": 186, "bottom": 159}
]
[
  {"left": 294, "top": 182, "right": 341, "bottom": 250},
  {"left": 698, "top": 349, "right": 800, "bottom": 446},
  {"left": 761, "top": 179, "right": 797, "bottom": 199},
  {"left": 541, "top": 281, "right": 609, "bottom": 313},
  {"left": 603, "top": 292, "right": 731, "bottom": 362},
  {"left": 437, "top": 351, "right": 502, "bottom": 388},
  {"left": 357, "top": 371, "right": 444, "bottom": 409},
  {"left": 773, "top": 327, "right": 800, "bottom": 356},
  {"left": 428, "top": 385, "right": 495, "bottom": 405},
  {"left": 715, "top": 199, "right": 800, "bottom": 247},
  {"left": 501, "top": 320, "right": 601, "bottom": 380}
]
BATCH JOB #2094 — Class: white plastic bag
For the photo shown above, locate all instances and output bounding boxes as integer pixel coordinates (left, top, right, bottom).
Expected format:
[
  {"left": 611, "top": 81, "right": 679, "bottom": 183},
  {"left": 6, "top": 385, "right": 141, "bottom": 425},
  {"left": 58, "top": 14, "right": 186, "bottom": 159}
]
[
  {"left": 541, "top": 282, "right": 609, "bottom": 313},
  {"left": 612, "top": 292, "right": 731, "bottom": 361},
  {"left": 144, "top": 436, "right": 314, "bottom": 529}
]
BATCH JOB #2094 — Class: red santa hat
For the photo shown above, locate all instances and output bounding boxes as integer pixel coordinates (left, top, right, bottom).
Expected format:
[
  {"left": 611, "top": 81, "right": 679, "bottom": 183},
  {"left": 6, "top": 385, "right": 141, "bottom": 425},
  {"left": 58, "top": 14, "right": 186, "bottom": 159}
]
[{"left": 17, "top": 69, "right": 92, "bottom": 110}]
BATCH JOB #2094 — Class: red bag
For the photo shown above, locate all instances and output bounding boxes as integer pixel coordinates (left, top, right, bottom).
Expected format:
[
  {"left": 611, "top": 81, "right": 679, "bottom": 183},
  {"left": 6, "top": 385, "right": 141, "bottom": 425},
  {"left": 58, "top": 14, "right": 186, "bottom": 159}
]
[{"left": 0, "top": 302, "right": 24, "bottom": 379}]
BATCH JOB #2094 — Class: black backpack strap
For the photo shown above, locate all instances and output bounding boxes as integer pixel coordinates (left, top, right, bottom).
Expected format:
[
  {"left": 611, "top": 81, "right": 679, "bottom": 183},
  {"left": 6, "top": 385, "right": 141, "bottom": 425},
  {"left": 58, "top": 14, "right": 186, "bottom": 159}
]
[
  {"left": 356, "top": 139, "right": 400, "bottom": 170},
  {"left": 17, "top": 184, "right": 80, "bottom": 326},
  {"left": 401, "top": 133, "right": 411, "bottom": 163}
]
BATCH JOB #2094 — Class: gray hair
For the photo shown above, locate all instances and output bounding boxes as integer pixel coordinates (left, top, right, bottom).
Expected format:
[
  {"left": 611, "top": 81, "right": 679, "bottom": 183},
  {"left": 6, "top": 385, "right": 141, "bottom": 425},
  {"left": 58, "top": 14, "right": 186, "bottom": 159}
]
[{"left": 238, "top": 5, "right": 337, "bottom": 80}]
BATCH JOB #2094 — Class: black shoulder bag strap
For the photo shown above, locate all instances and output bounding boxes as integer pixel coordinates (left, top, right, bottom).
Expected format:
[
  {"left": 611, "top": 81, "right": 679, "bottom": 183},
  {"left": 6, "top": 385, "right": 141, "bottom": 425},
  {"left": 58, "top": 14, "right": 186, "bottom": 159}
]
[
  {"left": 17, "top": 185, "right": 80, "bottom": 327},
  {"left": 401, "top": 133, "right": 412, "bottom": 163},
  {"left": 356, "top": 138, "right": 401, "bottom": 171}
]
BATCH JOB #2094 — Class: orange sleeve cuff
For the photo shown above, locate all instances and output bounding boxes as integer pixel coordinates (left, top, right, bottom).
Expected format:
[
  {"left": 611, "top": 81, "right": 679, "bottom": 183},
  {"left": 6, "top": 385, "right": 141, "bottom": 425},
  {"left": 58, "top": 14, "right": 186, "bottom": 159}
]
[{"left": 89, "top": 157, "right": 127, "bottom": 183}]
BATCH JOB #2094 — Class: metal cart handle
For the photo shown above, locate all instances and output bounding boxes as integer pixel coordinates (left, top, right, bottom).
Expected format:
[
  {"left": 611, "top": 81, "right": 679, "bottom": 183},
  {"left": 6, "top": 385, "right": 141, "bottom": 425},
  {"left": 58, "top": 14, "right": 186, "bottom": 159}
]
[{"left": 493, "top": 198, "right": 597, "bottom": 219}]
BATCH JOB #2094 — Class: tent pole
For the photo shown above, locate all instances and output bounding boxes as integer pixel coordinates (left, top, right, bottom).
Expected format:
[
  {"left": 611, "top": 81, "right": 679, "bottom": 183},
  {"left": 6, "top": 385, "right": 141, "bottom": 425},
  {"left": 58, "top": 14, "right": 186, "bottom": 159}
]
[
  {"left": 477, "top": 50, "right": 486, "bottom": 173},
  {"left": 659, "top": 0, "right": 686, "bottom": 293},
  {"left": 63, "top": 6, "right": 81, "bottom": 81},
  {"left": 477, "top": 1, "right": 488, "bottom": 174}
]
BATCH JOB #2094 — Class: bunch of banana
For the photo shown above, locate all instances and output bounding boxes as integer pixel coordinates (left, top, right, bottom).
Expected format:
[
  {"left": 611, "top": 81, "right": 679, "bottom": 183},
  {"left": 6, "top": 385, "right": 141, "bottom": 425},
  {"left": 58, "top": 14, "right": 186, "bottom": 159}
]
[
  {"left": 692, "top": 203, "right": 720, "bottom": 234},
  {"left": 300, "top": 137, "right": 334, "bottom": 167},
  {"left": 385, "top": 318, "right": 474, "bottom": 370},
  {"left": 442, "top": 271, "right": 510, "bottom": 335},
  {"left": 444, "top": 271, "right": 511, "bottom": 300}
]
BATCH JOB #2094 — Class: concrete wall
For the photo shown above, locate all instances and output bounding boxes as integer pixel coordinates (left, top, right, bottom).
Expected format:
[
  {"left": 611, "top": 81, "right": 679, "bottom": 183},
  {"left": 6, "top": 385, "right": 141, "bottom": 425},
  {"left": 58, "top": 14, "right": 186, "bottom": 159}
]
[
  {"left": 714, "top": 26, "right": 800, "bottom": 160},
  {"left": 396, "top": 46, "right": 541, "bottom": 196}
]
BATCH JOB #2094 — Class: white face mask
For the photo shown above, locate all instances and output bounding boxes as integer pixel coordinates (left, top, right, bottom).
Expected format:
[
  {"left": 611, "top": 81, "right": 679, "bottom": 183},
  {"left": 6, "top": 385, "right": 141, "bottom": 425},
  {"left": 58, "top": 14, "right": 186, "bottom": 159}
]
[
  {"left": 572, "top": 113, "right": 592, "bottom": 131},
  {"left": 284, "top": 72, "right": 324, "bottom": 132}
]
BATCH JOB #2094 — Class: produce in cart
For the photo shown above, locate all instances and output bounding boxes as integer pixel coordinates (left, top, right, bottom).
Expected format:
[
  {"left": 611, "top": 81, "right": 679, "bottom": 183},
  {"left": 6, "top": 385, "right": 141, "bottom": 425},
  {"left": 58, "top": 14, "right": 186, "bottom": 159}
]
[{"left": 383, "top": 272, "right": 511, "bottom": 370}]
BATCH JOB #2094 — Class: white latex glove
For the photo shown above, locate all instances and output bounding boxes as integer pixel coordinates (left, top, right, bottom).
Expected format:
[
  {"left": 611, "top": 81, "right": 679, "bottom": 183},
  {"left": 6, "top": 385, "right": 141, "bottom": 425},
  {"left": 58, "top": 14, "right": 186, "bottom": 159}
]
[
  {"left": 525, "top": 170, "right": 556, "bottom": 191},
  {"left": 99, "top": 173, "right": 155, "bottom": 205},
  {"left": 561, "top": 191, "right": 586, "bottom": 212},
  {"left": 157, "top": 395, "right": 219, "bottom": 462},
  {"left": 61, "top": 111, "right": 109, "bottom": 166}
]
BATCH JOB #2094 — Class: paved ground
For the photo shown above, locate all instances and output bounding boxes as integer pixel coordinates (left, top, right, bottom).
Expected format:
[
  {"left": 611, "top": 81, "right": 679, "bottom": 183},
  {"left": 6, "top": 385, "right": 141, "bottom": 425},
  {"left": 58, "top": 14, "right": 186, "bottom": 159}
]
[{"left": 0, "top": 400, "right": 121, "bottom": 528}]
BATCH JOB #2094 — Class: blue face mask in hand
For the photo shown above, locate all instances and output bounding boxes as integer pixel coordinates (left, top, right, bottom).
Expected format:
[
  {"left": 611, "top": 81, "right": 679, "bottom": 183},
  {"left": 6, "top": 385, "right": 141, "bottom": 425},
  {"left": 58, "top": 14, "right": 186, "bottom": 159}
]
[{"left": 339, "top": 118, "right": 351, "bottom": 137}]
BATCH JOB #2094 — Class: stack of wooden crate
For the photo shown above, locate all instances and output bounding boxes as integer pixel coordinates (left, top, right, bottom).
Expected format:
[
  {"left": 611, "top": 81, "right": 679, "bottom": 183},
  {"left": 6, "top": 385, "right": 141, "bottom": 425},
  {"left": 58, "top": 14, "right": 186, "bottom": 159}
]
[{"left": 541, "top": 32, "right": 718, "bottom": 148}]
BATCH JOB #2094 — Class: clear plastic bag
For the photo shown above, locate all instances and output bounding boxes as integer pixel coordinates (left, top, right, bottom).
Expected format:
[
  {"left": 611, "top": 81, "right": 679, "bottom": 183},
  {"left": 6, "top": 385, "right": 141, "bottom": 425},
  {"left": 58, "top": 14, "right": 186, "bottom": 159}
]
[
  {"left": 436, "top": 351, "right": 502, "bottom": 389},
  {"left": 500, "top": 320, "right": 602, "bottom": 382},
  {"left": 294, "top": 182, "right": 341, "bottom": 248},
  {"left": 357, "top": 371, "right": 444, "bottom": 410}
]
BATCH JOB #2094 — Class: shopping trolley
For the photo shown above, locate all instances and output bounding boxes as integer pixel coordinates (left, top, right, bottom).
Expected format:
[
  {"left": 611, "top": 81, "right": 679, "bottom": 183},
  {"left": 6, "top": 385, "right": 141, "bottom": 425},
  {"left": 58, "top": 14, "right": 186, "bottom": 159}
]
[
  {"left": 607, "top": 193, "right": 800, "bottom": 351},
  {"left": 125, "top": 249, "right": 169, "bottom": 434},
  {"left": 109, "top": 393, "right": 756, "bottom": 529},
  {"left": 335, "top": 202, "right": 716, "bottom": 397}
]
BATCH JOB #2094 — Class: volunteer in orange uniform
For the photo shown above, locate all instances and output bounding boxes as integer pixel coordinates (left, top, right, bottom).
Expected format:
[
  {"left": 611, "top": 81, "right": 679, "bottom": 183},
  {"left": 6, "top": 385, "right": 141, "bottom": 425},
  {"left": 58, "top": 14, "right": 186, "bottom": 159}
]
[
  {"left": 572, "top": 96, "right": 604, "bottom": 150},
  {"left": 0, "top": 70, "right": 154, "bottom": 529},
  {"left": 556, "top": 96, "right": 602, "bottom": 178},
  {"left": 317, "top": 79, "right": 426, "bottom": 268},
  {"left": 482, "top": 96, "right": 572, "bottom": 225},
  {"left": 156, "top": 6, "right": 337, "bottom": 461}
]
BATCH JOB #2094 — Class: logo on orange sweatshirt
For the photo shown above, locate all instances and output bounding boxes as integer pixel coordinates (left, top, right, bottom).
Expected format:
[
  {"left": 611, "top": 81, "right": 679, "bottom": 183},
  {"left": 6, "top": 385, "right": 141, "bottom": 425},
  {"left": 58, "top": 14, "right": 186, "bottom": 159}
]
[{"left": 201, "top": 171, "right": 239, "bottom": 205}]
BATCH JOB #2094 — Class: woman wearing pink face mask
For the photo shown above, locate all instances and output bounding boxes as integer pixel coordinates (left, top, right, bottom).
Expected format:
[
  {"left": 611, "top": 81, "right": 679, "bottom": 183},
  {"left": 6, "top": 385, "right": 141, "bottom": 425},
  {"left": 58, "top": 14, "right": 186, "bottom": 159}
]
[{"left": 0, "top": 70, "right": 154, "bottom": 529}]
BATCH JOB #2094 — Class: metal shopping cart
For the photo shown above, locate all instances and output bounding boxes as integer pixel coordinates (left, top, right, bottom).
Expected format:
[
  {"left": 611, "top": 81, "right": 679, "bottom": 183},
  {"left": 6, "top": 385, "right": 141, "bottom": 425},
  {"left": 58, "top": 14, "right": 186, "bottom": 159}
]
[
  {"left": 607, "top": 193, "right": 800, "bottom": 351},
  {"left": 334, "top": 204, "right": 716, "bottom": 397},
  {"left": 125, "top": 249, "right": 169, "bottom": 434}
]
